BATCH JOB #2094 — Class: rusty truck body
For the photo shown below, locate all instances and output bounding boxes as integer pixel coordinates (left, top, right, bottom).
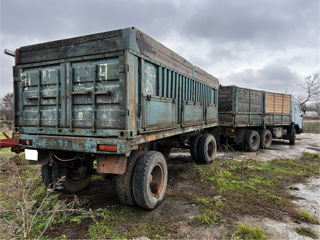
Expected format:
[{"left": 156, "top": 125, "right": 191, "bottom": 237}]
[
  {"left": 10, "top": 27, "right": 219, "bottom": 209},
  {"left": 218, "top": 85, "right": 303, "bottom": 151}
]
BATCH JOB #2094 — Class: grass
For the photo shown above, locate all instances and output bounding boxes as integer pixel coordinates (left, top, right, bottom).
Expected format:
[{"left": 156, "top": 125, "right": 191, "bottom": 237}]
[
  {"left": 87, "top": 208, "right": 171, "bottom": 239},
  {"left": 295, "top": 227, "right": 318, "bottom": 239},
  {"left": 191, "top": 153, "right": 320, "bottom": 223},
  {"left": 231, "top": 223, "right": 266, "bottom": 240},
  {"left": 303, "top": 121, "right": 320, "bottom": 134},
  {"left": 295, "top": 210, "right": 318, "bottom": 224},
  {"left": 1, "top": 146, "right": 319, "bottom": 239}
]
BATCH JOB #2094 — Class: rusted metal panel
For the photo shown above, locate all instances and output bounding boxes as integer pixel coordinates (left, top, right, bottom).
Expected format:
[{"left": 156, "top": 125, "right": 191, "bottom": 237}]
[
  {"left": 97, "top": 154, "right": 127, "bottom": 174},
  {"left": 13, "top": 27, "right": 219, "bottom": 156}
]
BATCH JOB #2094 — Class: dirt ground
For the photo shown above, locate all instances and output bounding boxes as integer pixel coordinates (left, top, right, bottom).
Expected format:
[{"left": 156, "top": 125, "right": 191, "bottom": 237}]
[
  {"left": 167, "top": 133, "right": 320, "bottom": 239},
  {"left": 45, "top": 133, "right": 320, "bottom": 239}
]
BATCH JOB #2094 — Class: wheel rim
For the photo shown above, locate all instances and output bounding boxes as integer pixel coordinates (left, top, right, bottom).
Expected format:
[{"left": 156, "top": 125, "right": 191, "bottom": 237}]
[
  {"left": 251, "top": 135, "right": 258, "bottom": 147},
  {"left": 207, "top": 141, "right": 214, "bottom": 157},
  {"left": 149, "top": 163, "right": 164, "bottom": 196}
]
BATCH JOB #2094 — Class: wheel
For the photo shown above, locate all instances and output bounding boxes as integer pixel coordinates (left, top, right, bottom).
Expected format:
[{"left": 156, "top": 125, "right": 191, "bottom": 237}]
[
  {"left": 133, "top": 151, "right": 168, "bottom": 209},
  {"left": 260, "top": 129, "right": 272, "bottom": 149},
  {"left": 245, "top": 130, "right": 260, "bottom": 152},
  {"left": 52, "top": 161, "right": 92, "bottom": 193},
  {"left": 115, "top": 150, "right": 144, "bottom": 206},
  {"left": 289, "top": 127, "right": 296, "bottom": 145},
  {"left": 190, "top": 134, "right": 202, "bottom": 162},
  {"left": 198, "top": 134, "right": 217, "bottom": 164},
  {"left": 41, "top": 164, "right": 52, "bottom": 187}
]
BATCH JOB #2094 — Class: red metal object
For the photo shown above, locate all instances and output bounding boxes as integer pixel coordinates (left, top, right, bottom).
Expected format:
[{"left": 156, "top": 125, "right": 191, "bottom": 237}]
[{"left": 0, "top": 138, "right": 14, "bottom": 148}]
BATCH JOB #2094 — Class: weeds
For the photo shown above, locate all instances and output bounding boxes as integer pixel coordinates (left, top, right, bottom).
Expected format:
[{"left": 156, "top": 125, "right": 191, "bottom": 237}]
[
  {"left": 196, "top": 209, "right": 220, "bottom": 225},
  {"left": 295, "top": 227, "right": 318, "bottom": 239},
  {"left": 192, "top": 153, "right": 320, "bottom": 222},
  {"left": 295, "top": 210, "right": 318, "bottom": 224},
  {"left": 87, "top": 207, "right": 170, "bottom": 239},
  {"left": 231, "top": 223, "right": 266, "bottom": 240}
]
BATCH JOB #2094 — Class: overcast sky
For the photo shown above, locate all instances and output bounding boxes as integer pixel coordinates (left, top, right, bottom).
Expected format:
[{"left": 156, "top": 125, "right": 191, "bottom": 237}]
[{"left": 1, "top": 0, "right": 319, "bottom": 99}]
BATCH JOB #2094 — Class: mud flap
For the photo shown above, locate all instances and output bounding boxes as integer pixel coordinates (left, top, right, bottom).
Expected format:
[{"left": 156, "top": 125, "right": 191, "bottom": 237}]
[{"left": 97, "top": 155, "right": 127, "bottom": 174}]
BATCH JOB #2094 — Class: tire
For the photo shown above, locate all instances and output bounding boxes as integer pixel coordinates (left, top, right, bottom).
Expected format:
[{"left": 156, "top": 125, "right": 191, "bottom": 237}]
[
  {"left": 245, "top": 130, "right": 260, "bottom": 152},
  {"left": 41, "top": 164, "right": 52, "bottom": 188},
  {"left": 289, "top": 127, "right": 296, "bottom": 145},
  {"left": 260, "top": 129, "right": 272, "bottom": 149},
  {"left": 115, "top": 150, "right": 144, "bottom": 206},
  {"left": 52, "top": 161, "right": 92, "bottom": 194},
  {"left": 198, "top": 134, "right": 217, "bottom": 164},
  {"left": 190, "top": 134, "right": 202, "bottom": 162},
  {"left": 133, "top": 151, "right": 168, "bottom": 209}
]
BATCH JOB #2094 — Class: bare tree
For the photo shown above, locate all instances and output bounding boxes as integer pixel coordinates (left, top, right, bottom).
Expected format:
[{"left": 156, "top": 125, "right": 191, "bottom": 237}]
[
  {"left": 307, "top": 102, "right": 320, "bottom": 116},
  {"left": 299, "top": 73, "right": 320, "bottom": 105},
  {"left": 1, "top": 93, "right": 14, "bottom": 111}
]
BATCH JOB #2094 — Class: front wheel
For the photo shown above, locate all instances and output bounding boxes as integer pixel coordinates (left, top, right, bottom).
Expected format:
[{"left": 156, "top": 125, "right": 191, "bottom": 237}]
[
  {"left": 52, "top": 161, "right": 92, "bottom": 194},
  {"left": 133, "top": 151, "right": 168, "bottom": 209},
  {"left": 289, "top": 127, "right": 296, "bottom": 145}
]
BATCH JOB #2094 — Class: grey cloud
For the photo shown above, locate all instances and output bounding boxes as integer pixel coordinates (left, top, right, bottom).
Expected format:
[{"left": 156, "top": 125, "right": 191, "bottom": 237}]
[
  {"left": 223, "top": 63, "right": 303, "bottom": 94},
  {"left": 0, "top": 0, "right": 319, "bottom": 98}
]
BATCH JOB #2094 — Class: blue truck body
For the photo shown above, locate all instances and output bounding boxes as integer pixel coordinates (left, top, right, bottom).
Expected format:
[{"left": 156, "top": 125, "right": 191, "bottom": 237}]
[{"left": 13, "top": 27, "right": 219, "bottom": 156}]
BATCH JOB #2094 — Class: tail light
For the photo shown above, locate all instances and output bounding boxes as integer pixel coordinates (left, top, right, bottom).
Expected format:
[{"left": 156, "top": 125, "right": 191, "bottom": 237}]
[
  {"left": 98, "top": 144, "right": 117, "bottom": 152},
  {"left": 19, "top": 139, "right": 33, "bottom": 146},
  {"left": 226, "top": 128, "right": 235, "bottom": 133}
]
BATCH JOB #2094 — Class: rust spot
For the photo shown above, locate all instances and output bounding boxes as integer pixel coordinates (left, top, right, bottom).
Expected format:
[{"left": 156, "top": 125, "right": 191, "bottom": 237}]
[
  {"left": 148, "top": 135, "right": 156, "bottom": 141},
  {"left": 96, "top": 154, "right": 127, "bottom": 174}
]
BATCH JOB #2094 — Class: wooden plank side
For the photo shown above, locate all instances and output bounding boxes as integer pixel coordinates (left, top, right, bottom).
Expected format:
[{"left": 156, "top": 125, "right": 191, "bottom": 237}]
[
  {"left": 274, "top": 93, "right": 283, "bottom": 113},
  {"left": 265, "top": 92, "right": 275, "bottom": 113},
  {"left": 283, "top": 95, "right": 291, "bottom": 113}
]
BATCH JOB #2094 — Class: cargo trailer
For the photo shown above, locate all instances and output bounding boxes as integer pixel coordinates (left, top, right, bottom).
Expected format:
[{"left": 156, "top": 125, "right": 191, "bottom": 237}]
[
  {"left": 218, "top": 85, "right": 303, "bottom": 151},
  {"left": 9, "top": 27, "right": 219, "bottom": 209}
]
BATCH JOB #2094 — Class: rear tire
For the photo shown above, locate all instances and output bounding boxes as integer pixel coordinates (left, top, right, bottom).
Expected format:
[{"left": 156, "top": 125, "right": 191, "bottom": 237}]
[
  {"left": 133, "top": 151, "right": 168, "bottom": 209},
  {"left": 190, "top": 134, "right": 202, "bottom": 162},
  {"left": 245, "top": 130, "right": 260, "bottom": 152},
  {"left": 260, "top": 129, "right": 272, "bottom": 149},
  {"left": 41, "top": 164, "right": 52, "bottom": 188},
  {"left": 198, "top": 134, "right": 217, "bottom": 164},
  {"left": 52, "top": 161, "right": 92, "bottom": 194},
  {"left": 289, "top": 127, "right": 296, "bottom": 145},
  {"left": 115, "top": 150, "right": 144, "bottom": 206}
]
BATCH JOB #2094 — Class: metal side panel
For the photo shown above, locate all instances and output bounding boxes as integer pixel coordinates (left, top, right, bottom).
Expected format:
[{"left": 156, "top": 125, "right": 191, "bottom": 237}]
[
  {"left": 15, "top": 55, "right": 126, "bottom": 137},
  {"left": 182, "top": 102, "right": 203, "bottom": 126},
  {"left": 143, "top": 96, "right": 178, "bottom": 131},
  {"left": 206, "top": 104, "right": 218, "bottom": 123}
]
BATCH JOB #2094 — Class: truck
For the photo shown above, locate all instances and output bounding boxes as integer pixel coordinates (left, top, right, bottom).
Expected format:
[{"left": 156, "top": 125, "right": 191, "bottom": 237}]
[
  {"left": 218, "top": 85, "right": 303, "bottom": 151},
  {"left": 9, "top": 27, "right": 219, "bottom": 209}
]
